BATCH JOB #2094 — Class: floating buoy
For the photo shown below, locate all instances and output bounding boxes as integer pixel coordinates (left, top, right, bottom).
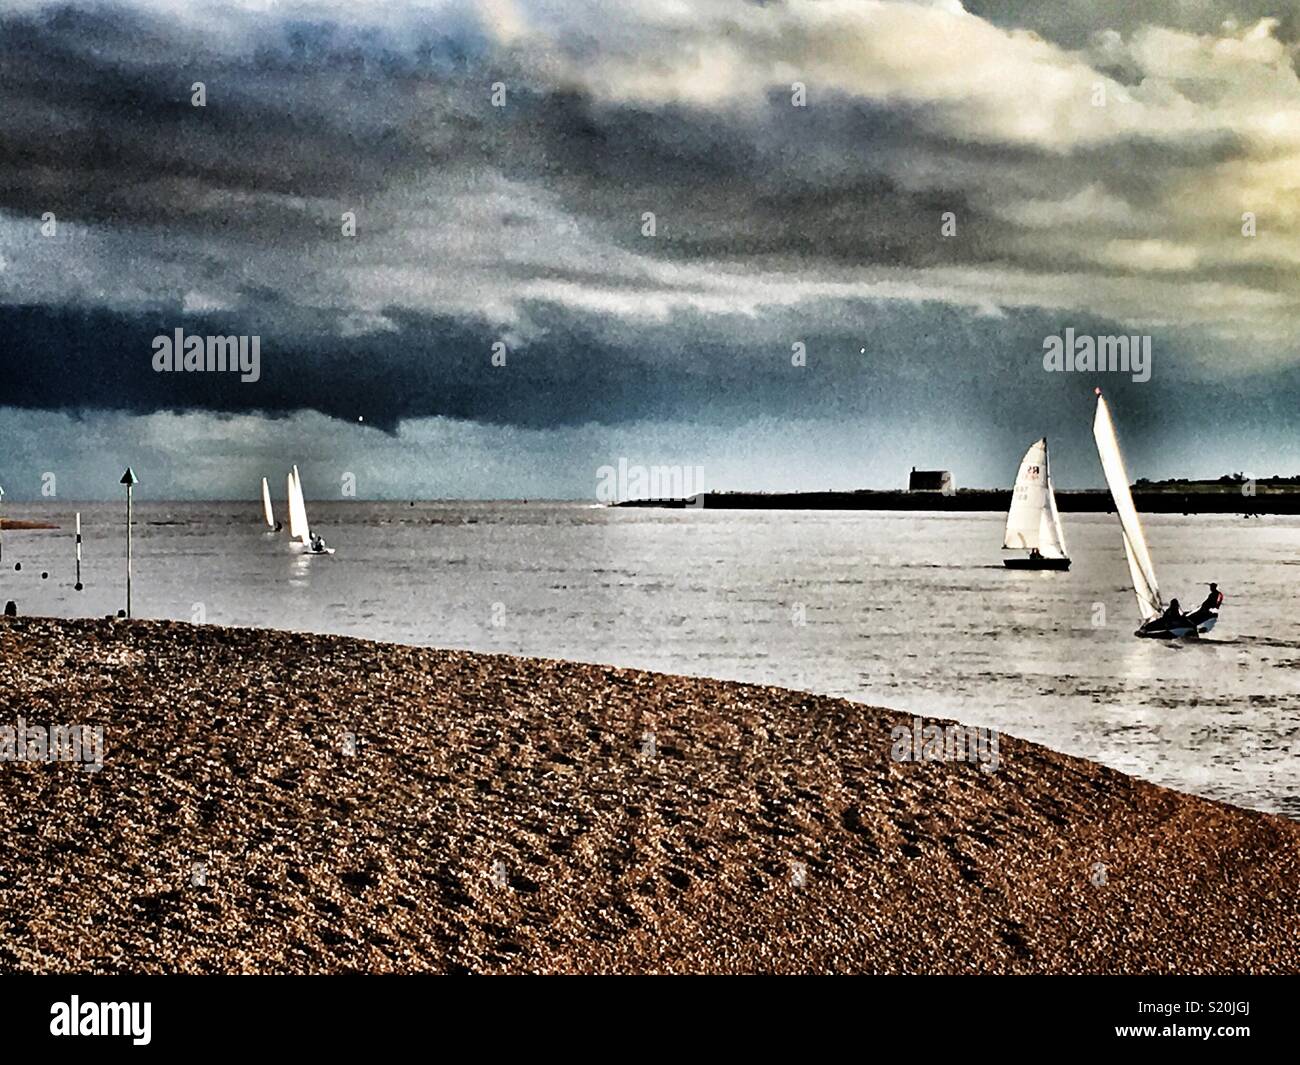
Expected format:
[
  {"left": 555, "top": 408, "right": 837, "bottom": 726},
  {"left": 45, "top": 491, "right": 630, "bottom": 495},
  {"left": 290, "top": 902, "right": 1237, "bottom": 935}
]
[
  {"left": 3, "top": 601, "right": 15, "bottom": 617},
  {"left": 13, "top": 562, "right": 20, "bottom": 571},
  {"left": 41, "top": 572, "right": 48, "bottom": 580},
  {"left": 75, "top": 582, "right": 84, "bottom": 591}
]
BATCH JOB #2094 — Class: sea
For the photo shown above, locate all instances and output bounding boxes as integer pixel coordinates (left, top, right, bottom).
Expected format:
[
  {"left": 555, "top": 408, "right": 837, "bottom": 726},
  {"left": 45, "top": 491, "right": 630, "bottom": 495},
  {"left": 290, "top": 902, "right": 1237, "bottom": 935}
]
[{"left": 3, "top": 501, "right": 1298, "bottom": 817}]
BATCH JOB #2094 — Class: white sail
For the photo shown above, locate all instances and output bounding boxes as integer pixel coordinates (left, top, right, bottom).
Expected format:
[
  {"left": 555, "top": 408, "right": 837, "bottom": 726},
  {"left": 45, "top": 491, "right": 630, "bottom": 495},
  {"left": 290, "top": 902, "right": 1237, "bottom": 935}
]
[
  {"left": 287, "top": 467, "right": 310, "bottom": 544},
  {"left": 1041, "top": 442, "right": 1068, "bottom": 559},
  {"left": 261, "top": 477, "right": 275, "bottom": 528},
  {"left": 292, "top": 466, "right": 311, "bottom": 545},
  {"left": 1003, "top": 438, "right": 1068, "bottom": 559},
  {"left": 285, "top": 472, "right": 302, "bottom": 540},
  {"left": 1092, "top": 392, "right": 1161, "bottom": 621}
]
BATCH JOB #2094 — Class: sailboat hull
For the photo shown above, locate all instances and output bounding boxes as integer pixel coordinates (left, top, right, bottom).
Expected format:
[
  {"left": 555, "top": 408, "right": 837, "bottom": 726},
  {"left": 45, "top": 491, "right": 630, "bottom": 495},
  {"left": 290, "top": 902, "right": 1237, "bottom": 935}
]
[
  {"left": 1135, "top": 611, "right": 1218, "bottom": 639},
  {"left": 1004, "top": 556, "right": 1070, "bottom": 570},
  {"left": 1136, "top": 621, "right": 1195, "bottom": 639}
]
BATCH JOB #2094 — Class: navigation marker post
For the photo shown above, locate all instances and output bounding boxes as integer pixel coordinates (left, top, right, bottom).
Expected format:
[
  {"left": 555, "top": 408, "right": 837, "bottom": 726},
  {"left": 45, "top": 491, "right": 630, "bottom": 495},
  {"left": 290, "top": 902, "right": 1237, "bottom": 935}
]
[
  {"left": 121, "top": 468, "right": 138, "bottom": 618},
  {"left": 74, "top": 512, "right": 83, "bottom": 591}
]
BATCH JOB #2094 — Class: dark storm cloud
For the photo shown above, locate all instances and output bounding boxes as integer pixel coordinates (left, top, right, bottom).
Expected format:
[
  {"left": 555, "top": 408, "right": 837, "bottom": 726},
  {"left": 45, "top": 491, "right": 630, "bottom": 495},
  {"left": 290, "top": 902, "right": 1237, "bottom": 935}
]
[
  {"left": 4, "top": 295, "right": 1296, "bottom": 474},
  {"left": 504, "top": 88, "right": 1018, "bottom": 269},
  {"left": 0, "top": 2, "right": 1259, "bottom": 262},
  {"left": 1, "top": 0, "right": 1298, "bottom": 449},
  {"left": 0, "top": 5, "right": 1013, "bottom": 271},
  {"left": 1, "top": 298, "right": 895, "bottom": 431},
  {"left": 0, "top": 4, "right": 472, "bottom": 231}
]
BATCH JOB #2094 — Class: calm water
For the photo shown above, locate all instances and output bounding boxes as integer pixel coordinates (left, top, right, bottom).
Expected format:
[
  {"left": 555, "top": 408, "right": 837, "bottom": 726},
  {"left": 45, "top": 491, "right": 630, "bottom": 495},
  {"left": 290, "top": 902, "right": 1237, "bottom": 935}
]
[{"left": 4, "top": 501, "right": 1298, "bottom": 816}]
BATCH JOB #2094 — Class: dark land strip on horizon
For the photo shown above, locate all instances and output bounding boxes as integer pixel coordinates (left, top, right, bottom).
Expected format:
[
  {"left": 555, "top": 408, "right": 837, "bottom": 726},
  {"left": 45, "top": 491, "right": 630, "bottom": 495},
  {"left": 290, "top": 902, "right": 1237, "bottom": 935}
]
[{"left": 616, "top": 486, "right": 1300, "bottom": 514}]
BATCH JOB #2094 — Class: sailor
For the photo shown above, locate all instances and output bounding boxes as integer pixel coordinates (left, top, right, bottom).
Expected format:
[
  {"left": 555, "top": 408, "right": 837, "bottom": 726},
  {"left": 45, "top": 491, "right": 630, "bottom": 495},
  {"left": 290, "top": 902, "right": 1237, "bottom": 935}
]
[
  {"left": 1159, "top": 598, "right": 1186, "bottom": 627},
  {"left": 310, "top": 532, "right": 327, "bottom": 553},
  {"left": 1029, "top": 548, "right": 1042, "bottom": 561},
  {"left": 1197, "top": 583, "right": 1223, "bottom": 614},
  {"left": 274, "top": 521, "right": 283, "bottom": 533}
]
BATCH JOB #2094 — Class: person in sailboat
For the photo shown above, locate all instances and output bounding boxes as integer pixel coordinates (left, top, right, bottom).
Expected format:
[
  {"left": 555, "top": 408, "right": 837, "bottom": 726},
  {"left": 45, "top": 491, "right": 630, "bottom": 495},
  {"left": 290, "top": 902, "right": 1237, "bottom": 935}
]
[
  {"left": 1187, "top": 583, "right": 1223, "bottom": 626},
  {"left": 309, "top": 532, "right": 329, "bottom": 554},
  {"left": 1157, "top": 598, "right": 1188, "bottom": 629}
]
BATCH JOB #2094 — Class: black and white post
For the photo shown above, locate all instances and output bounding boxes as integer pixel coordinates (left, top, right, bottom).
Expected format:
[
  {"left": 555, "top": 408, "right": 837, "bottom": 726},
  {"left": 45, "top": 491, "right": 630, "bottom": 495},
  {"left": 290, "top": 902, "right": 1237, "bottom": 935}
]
[
  {"left": 121, "top": 467, "right": 138, "bottom": 618},
  {"left": 74, "top": 511, "right": 83, "bottom": 591},
  {"left": 0, "top": 483, "right": 5, "bottom": 566}
]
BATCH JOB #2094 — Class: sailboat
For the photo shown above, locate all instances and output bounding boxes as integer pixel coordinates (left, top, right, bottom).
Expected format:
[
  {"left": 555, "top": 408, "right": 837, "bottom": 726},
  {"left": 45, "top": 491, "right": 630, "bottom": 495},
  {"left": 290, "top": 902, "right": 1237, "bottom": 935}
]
[
  {"left": 1092, "top": 389, "right": 1217, "bottom": 639},
  {"left": 1002, "top": 438, "right": 1070, "bottom": 570},
  {"left": 260, "top": 477, "right": 280, "bottom": 532},
  {"left": 287, "top": 465, "right": 334, "bottom": 555}
]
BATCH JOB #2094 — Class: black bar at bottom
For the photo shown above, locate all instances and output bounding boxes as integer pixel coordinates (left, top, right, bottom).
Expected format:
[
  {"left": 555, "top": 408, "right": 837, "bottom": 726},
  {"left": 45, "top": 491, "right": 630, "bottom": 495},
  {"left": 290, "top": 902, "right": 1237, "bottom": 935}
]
[{"left": 0, "top": 974, "right": 1286, "bottom": 1051}]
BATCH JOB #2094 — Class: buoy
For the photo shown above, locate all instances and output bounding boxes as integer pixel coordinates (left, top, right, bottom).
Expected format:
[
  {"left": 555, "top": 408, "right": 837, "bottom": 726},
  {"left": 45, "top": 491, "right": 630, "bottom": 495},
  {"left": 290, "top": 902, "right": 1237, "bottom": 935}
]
[
  {"left": 3, "top": 601, "right": 16, "bottom": 617},
  {"left": 13, "top": 562, "right": 20, "bottom": 571},
  {"left": 75, "top": 582, "right": 84, "bottom": 591},
  {"left": 41, "top": 572, "right": 48, "bottom": 580}
]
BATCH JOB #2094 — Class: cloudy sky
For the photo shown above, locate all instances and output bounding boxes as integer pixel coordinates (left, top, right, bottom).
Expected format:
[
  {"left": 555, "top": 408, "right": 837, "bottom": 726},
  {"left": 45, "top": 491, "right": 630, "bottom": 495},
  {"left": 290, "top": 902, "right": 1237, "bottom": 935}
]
[{"left": 2, "top": 0, "right": 1299, "bottom": 500}]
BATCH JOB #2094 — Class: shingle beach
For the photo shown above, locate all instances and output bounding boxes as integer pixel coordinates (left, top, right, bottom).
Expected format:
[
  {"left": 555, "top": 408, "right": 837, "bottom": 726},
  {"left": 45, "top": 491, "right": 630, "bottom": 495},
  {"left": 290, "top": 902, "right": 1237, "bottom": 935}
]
[{"left": 1, "top": 617, "right": 1296, "bottom": 973}]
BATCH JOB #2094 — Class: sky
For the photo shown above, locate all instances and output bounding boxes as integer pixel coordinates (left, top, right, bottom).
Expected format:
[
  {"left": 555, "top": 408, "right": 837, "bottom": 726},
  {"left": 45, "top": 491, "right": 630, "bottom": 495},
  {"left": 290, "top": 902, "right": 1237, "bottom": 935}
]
[{"left": 1, "top": 0, "right": 1298, "bottom": 501}]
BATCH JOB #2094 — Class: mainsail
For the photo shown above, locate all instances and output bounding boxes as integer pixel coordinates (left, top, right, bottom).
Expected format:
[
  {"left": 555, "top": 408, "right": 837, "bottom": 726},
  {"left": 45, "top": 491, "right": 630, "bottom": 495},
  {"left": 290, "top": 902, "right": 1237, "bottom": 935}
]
[
  {"left": 1003, "top": 438, "right": 1068, "bottom": 559},
  {"left": 287, "top": 466, "right": 311, "bottom": 545},
  {"left": 1092, "top": 392, "right": 1161, "bottom": 621},
  {"left": 261, "top": 477, "right": 275, "bottom": 529}
]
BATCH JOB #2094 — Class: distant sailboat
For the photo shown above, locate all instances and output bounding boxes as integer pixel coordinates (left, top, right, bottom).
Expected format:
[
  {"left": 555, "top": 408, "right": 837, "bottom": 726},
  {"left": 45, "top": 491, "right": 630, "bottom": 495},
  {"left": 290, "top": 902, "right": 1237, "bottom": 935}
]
[
  {"left": 1002, "top": 438, "right": 1070, "bottom": 570},
  {"left": 1092, "top": 390, "right": 1216, "bottom": 638},
  {"left": 287, "top": 465, "right": 333, "bottom": 554},
  {"left": 260, "top": 477, "right": 279, "bottom": 532},
  {"left": 286, "top": 468, "right": 307, "bottom": 544}
]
